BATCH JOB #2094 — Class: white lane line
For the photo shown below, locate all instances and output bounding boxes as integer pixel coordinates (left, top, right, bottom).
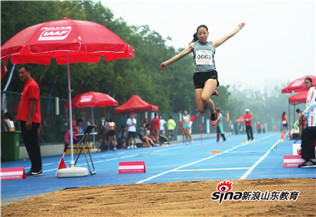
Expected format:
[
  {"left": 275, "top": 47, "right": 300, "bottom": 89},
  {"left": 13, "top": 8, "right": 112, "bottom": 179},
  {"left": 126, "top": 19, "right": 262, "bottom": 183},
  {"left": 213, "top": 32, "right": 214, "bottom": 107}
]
[
  {"left": 173, "top": 167, "right": 250, "bottom": 172},
  {"left": 240, "top": 140, "right": 280, "bottom": 180},
  {"left": 136, "top": 135, "right": 277, "bottom": 184},
  {"left": 136, "top": 140, "right": 257, "bottom": 184},
  {"left": 41, "top": 134, "right": 275, "bottom": 174}
]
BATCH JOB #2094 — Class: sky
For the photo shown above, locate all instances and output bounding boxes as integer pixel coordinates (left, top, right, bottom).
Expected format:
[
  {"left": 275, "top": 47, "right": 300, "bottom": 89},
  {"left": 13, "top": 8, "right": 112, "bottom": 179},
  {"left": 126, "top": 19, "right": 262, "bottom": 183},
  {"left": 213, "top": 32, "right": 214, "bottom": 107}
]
[{"left": 100, "top": 0, "right": 315, "bottom": 92}]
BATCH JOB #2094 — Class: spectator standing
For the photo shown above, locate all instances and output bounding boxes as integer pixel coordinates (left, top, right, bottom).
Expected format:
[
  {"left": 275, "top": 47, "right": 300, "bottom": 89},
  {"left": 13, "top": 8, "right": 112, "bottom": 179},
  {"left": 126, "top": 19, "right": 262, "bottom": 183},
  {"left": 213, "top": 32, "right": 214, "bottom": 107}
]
[
  {"left": 216, "top": 108, "right": 226, "bottom": 142},
  {"left": 303, "top": 77, "right": 316, "bottom": 126},
  {"left": 189, "top": 110, "right": 197, "bottom": 135},
  {"left": 180, "top": 119, "right": 185, "bottom": 142},
  {"left": 230, "top": 123, "right": 234, "bottom": 135},
  {"left": 182, "top": 110, "right": 191, "bottom": 143},
  {"left": 159, "top": 115, "right": 166, "bottom": 136},
  {"left": 167, "top": 117, "right": 176, "bottom": 141},
  {"left": 262, "top": 124, "right": 266, "bottom": 133},
  {"left": 243, "top": 109, "right": 254, "bottom": 141},
  {"left": 107, "top": 118, "right": 117, "bottom": 150},
  {"left": 126, "top": 112, "right": 137, "bottom": 149},
  {"left": 16, "top": 65, "right": 42, "bottom": 176},
  {"left": 118, "top": 125, "right": 128, "bottom": 149},
  {"left": 256, "top": 121, "right": 262, "bottom": 134},
  {"left": 151, "top": 113, "right": 160, "bottom": 144},
  {"left": 281, "top": 112, "right": 289, "bottom": 138},
  {"left": 296, "top": 109, "right": 306, "bottom": 137}
]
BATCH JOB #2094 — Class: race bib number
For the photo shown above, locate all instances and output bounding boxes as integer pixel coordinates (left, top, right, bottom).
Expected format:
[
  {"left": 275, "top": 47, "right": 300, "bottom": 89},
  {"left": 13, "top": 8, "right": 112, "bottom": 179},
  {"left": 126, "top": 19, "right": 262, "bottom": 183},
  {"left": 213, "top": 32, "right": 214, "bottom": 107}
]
[{"left": 196, "top": 50, "right": 213, "bottom": 65}]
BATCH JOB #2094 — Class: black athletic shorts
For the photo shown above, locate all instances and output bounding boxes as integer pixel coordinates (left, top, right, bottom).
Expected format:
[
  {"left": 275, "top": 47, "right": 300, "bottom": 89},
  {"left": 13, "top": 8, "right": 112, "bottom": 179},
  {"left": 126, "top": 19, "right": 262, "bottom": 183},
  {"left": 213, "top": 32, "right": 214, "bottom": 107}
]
[
  {"left": 128, "top": 132, "right": 136, "bottom": 139},
  {"left": 107, "top": 130, "right": 115, "bottom": 136},
  {"left": 193, "top": 70, "right": 219, "bottom": 89}
]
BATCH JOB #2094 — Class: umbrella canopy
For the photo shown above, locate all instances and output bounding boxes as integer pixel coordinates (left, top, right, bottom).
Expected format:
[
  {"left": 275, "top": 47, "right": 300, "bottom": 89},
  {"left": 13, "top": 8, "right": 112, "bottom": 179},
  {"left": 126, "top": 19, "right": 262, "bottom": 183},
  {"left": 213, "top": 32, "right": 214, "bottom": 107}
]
[
  {"left": 114, "top": 95, "right": 158, "bottom": 114},
  {"left": 65, "top": 91, "right": 118, "bottom": 109},
  {"left": 288, "top": 91, "right": 308, "bottom": 104},
  {"left": 281, "top": 75, "right": 316, "bottom": 94},
  {"left": 234, "top": 115, "right": 245, "bottom": 123},
  {"left": 1, "top": 18, "right": 134, "bottom": 64},
  {"left": 0, "top": 18, "right": 134, "bottom": 169}
]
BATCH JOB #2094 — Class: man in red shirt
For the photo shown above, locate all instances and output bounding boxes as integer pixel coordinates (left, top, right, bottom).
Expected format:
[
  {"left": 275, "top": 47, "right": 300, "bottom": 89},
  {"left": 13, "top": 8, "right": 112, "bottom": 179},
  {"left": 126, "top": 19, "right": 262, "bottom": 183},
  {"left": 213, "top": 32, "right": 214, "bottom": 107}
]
[
  {"left": 243, "top": 109, "right": 254, "bottom": 141},
  {"left": 17, "top": 65, "right": 42, "bottom": 176},
  {"left": 151, "top": 113, "right": 160, "bottom": 144},
  {"left": 256, "top": 121, "right": 262, "bottom": 134}
]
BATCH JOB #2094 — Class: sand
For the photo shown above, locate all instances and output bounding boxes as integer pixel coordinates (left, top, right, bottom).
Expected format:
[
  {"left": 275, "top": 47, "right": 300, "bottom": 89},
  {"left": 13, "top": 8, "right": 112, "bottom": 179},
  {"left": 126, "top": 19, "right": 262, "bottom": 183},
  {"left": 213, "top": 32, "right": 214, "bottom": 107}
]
[{"left": 2, "top": 178, "right": 315, "bottom": 217}]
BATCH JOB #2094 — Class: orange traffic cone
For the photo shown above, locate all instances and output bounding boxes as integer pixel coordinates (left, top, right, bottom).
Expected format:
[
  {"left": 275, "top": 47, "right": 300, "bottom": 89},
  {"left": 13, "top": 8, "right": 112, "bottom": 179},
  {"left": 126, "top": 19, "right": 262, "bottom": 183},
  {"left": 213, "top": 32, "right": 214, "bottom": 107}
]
[{"left": 281, "top": 132, "right": 285, "bottom": 142}]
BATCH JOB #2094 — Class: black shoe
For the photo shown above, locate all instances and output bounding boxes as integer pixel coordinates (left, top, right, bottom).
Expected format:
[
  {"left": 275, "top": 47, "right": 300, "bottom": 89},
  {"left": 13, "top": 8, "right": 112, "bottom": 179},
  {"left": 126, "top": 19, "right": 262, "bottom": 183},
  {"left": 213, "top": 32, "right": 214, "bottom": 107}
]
[
  {"left": 298, "top": 160, "right": 316, "bottom": 168},
  {"left": 26, "top": 170, "right": 43, "bottom": 177}
]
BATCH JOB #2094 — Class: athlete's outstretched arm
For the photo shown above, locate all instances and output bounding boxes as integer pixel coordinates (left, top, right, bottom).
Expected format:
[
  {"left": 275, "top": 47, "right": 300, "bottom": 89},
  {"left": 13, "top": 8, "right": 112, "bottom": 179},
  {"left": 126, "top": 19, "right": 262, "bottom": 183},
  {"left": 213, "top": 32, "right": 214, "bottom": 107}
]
[
  {"left": 213, "top": 22, "right": 245, "bottom": 49},
  {"left": 160, "top": 43, "right": 194, "bottom": 70}
]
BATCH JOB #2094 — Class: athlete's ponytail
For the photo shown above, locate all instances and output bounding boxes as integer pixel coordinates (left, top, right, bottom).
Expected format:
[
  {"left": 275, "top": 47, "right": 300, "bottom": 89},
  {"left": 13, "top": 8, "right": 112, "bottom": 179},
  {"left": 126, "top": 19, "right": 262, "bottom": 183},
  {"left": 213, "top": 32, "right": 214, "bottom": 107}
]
[
  {"left": 191, "top": 33, "right": 199, "bottom": 44},
  {"left": 190, "top": 24, "right": 209, "bottom": 44}
]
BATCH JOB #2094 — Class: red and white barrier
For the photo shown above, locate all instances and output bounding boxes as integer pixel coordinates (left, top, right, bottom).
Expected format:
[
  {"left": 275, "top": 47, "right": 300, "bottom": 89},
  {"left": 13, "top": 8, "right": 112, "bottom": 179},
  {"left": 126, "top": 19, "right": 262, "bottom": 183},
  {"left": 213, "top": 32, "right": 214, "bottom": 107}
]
[
  {"left": 283, "top": 155, "right": 305, "bottom": 168},
  {"left": 118, "top": 161, "right": 146, "bottom": 174},
  {"left": 0, "top": 167, "right": 26, "bottom": 180}
]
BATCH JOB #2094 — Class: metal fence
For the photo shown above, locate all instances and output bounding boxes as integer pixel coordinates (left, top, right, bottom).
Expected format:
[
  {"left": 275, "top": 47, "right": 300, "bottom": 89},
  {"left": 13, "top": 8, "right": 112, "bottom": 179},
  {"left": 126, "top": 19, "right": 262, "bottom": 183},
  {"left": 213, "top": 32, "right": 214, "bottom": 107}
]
[{"left": 1, "top": 91, "right": 233, "bottom": 146}]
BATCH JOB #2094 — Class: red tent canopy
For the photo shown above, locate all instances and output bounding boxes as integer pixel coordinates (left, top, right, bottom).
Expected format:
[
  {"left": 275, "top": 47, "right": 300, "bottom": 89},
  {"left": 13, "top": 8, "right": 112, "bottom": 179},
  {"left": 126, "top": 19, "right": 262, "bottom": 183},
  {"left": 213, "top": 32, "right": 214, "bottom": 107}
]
[
  {"left": 65, "top": 91, "right": 118, "bottom": 109},
  {"left": 288, "top": 91, "right": 307, "bottom": 104},
  {"left": 234, "top": 115, "right": 244, "bottom": 123},
  {"left": 114, "top": 95, "right": 158, "bottom": 114},
  {"left": 281, "top": 75, "right": 316, "bottom": 94}
]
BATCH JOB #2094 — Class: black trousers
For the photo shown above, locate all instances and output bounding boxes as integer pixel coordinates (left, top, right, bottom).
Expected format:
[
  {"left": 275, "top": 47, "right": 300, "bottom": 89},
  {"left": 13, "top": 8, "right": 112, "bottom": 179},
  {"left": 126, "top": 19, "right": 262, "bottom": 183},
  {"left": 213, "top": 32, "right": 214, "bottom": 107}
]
[
  {"left": 20, "top": 121, "right": 42, "bottom": 172},
  {"left": 301, "top": 127, "right": 316, "bottom": 160},
  {"left": 246, "top": 126, "right": 254, "bottom": 140}
]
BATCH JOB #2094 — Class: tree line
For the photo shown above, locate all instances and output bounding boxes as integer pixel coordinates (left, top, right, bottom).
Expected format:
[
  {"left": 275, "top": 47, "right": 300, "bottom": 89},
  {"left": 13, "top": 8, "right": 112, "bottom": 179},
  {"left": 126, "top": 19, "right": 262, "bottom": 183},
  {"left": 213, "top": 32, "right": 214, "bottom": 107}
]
[{"left": 1, "top": 1, "right": 290, "bottom": 130}]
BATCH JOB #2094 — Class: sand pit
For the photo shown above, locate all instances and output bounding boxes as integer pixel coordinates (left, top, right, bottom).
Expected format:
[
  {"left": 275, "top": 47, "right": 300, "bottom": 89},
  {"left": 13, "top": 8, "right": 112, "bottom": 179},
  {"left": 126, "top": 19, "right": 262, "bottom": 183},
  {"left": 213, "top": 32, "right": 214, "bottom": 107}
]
[{"left": 2, "top": 178, "right": 315, "bottom": 217}]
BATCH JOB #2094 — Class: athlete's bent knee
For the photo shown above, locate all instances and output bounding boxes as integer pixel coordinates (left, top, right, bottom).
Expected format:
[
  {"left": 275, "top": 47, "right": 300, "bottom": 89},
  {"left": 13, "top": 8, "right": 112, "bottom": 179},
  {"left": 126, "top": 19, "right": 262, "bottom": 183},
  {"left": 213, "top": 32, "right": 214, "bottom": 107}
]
[{"left": 201, "top": 94, "right": 211, "bottom": 103}]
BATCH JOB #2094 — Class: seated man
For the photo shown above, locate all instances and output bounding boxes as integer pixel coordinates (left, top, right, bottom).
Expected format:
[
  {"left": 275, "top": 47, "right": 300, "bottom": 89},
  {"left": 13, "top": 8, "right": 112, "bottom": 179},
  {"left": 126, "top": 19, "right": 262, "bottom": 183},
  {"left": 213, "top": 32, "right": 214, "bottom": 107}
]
[
  {"left": 139, "top": 123, "right": 155, "bottom": 147},
  {"left": 298, "top": 126, "right": 316, "bottom": 168}
]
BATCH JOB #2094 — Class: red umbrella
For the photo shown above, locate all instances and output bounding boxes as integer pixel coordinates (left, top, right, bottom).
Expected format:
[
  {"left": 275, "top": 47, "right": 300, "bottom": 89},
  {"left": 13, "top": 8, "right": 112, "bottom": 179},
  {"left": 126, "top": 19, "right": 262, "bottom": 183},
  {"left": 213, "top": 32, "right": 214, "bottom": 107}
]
[
  {"left": 0, "top": 18, "right": 134, "bottom": 172},
  {"left": 281, "top": 75, "right": 316, "bottom": 94},
  {"left": 288, "top": 91, "right": 307, "bottom": 104},
  {"left": 65, "top": 91, "right": 118, "bottom": 109},
  {"left": 65, "top": 91, "right": 118, "bottom": 151},
  {"left": 1, "top": 18, "right": 134, "bottom": 64}
]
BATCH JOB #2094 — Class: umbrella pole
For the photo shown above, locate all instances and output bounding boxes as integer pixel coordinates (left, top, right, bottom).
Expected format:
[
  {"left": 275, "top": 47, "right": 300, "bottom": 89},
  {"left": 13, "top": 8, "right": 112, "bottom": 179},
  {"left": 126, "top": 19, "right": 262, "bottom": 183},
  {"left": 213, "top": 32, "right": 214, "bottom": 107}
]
[
  {"left": 91, "top": 108, "right": 96, "bottom": 149},
  {"left": 56, "top": 52, "right": 88, "bottom": 177},
  {"left": 67, "top": 53, "right": 75, "bottom": 167}
]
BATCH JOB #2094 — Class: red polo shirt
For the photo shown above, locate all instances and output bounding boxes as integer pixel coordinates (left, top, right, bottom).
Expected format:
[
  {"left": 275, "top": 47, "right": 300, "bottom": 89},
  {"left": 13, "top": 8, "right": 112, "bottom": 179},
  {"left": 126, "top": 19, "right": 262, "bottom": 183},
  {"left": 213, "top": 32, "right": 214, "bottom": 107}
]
[
  {"left": 17, "top": 78, "right": 41, "bottom": 123},
  {"left": 152, "top": 117, "right": 160, "bottom": 130},
  {"left": 243, "top": 113, "right": 252, "bottom": 126}
]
